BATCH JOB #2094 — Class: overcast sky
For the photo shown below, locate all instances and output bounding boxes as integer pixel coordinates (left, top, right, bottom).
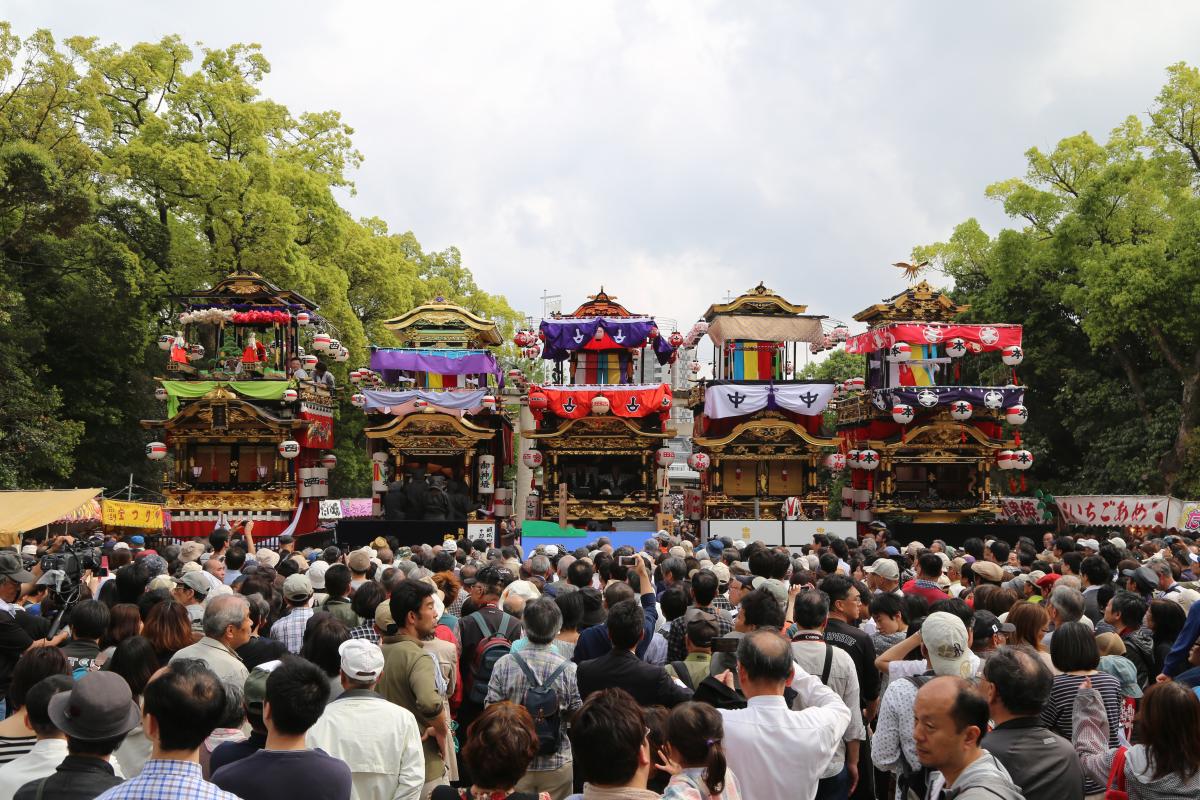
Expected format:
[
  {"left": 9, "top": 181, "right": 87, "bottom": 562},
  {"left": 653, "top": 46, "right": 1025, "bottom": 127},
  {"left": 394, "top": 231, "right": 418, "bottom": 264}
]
[{"left": 9, "top": 1, "right": 1200, "bottom": 353}]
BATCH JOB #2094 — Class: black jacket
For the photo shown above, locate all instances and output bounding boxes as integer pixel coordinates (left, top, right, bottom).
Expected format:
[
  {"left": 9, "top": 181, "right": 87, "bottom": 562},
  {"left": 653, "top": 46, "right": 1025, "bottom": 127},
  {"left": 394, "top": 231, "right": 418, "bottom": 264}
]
[
  {"left": 981, "top": 716, "right": 1084, "bottom": 800},
  {"left": 577, "top": 648, "right": 693, "bottom": 707},
  {"left": 14, "top": 755, "right": 122, "bottom": 800}
]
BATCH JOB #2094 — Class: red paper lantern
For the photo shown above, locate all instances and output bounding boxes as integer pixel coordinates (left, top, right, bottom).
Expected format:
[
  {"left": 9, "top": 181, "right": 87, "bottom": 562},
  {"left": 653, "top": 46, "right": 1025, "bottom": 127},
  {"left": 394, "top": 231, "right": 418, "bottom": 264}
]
[
  {"left": 668, "top": 331, "right": 685, "bottom": 348},
  {"left": 528, "top": 392, "right": 549, "bottom": 411}
]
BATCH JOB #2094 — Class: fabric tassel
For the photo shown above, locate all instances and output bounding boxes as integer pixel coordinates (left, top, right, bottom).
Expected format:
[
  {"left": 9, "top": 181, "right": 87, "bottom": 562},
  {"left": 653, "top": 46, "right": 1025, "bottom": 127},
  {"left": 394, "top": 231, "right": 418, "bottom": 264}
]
[
  {"left": 1015, "top": 431, "right": 1021, "bottom": 447},
  {"left": 1020, "top": 474, "right": 1027, "bottom": 491}
]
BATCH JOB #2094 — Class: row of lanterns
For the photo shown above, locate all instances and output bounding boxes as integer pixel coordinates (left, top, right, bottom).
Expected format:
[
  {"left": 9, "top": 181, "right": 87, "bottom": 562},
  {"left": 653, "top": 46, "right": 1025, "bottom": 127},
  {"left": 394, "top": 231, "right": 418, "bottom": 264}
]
[
  {"left": 888, "top": 402, "right": 1029, "bottom": 426},
  {"left": 146, "top": 441, "right": 336, "bottom": 467},
  {"left": 997, "top": 449, "right": 1034, "bottom": 470},
  {"left": 887, "top": 340, "right": 1024, "bottom": 365}
]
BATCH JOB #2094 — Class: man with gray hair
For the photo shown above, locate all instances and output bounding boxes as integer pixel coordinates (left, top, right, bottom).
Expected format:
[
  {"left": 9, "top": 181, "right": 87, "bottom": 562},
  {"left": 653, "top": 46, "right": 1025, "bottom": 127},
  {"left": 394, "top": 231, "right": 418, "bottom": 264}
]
[
  {"left": 1044, "top": 585, "right": 1088, "bottom": 648},
  {"left": 486, "top": 597, "right": 582, "bottom": 799},
  {"left": 1148, "top": 558, "right": 1199, "bottom": 610},
  {"left": 170, "top": 594, "right": 252, "bottom": 690}
]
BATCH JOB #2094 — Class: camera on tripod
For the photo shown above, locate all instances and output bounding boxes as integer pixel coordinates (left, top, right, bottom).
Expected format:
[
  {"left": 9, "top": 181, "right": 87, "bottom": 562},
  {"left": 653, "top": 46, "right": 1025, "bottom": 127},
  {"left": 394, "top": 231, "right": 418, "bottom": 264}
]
[{"left": 38, "top": 536, "right": 102, "bottom": 604}]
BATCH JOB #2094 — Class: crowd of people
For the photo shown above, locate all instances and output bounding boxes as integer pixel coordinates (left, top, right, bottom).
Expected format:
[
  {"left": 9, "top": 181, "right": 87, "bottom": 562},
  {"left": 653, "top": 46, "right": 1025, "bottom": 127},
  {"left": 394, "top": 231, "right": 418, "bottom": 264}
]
[{"left": 0, "top": 521, "right": 1199, "bottom": 799}]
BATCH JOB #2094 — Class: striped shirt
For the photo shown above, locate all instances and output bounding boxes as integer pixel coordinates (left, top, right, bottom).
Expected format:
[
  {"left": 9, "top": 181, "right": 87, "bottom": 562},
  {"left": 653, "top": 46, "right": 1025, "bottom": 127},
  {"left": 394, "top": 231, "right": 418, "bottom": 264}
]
[
  {"left": 0, "top": 735, "right": 35, "bottom": 766},
  {"left": 1040, "top": 671, "right": 1122, "bottom": 793}
]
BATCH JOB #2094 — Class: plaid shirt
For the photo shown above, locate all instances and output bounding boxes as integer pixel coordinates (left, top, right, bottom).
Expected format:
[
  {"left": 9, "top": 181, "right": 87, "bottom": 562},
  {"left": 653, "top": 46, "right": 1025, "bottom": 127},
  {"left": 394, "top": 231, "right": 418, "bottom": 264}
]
[
  {"left": 485, "top": 643, "right": 582, "bottom": 771},
  {"left": 446, "top": 591, "right": 467, "bottom": 618},
  {"left": 348, "top": 621, "right": 381, "bottom": 644},
  {"left": 666, "top": 604, "right": 735, "bottom": 662},
  {"left": 712, "top": 593, "right": 733, "bottom": 613},
  {"left": 269, "top": 607, "right": 314, "bottom": 654},
  {"left": 96, "top": 759, "right": 239, "bottom": 800}
]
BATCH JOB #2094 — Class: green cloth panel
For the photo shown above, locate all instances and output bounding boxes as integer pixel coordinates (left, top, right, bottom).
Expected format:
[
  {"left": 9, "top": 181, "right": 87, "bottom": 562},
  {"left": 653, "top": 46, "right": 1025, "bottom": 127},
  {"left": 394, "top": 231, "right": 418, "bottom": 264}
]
[
  {"left": 161, "top": 380, "right": 289, "bottom": 417},
  {"left": 520, "top": 520, "right": 589, "bottom": 538}
]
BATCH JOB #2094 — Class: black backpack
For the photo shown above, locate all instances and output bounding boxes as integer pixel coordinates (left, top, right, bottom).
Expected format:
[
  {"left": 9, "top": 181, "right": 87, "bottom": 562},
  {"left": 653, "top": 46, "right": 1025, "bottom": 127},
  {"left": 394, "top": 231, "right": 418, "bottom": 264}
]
[{"left": 511, "top": 652, "right": 570, "bottom": 756}]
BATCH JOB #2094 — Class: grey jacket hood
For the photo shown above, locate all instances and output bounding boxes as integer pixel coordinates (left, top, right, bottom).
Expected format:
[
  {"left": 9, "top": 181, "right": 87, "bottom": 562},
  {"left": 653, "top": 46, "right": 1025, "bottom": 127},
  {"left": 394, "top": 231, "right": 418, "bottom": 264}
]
[
  {"left": 1123, "top": 744, "right": 1200, "bottom": 800},
  {"left": 942, "top": 751, "right": 1024, "bottom": 800}
]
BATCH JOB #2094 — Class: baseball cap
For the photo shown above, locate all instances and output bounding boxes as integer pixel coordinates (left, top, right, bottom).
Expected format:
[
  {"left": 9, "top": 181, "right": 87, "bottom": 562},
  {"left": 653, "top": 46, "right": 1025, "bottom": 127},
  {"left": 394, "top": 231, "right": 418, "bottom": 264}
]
[
  {"left": 882, "top": 546, "right": 900, "bottom": 557},
  {"left": 864, "top": 559, "right": 899, "bottom": 582},
  {"left": 543, "top": 544, "right": 559, "bottom": 557},
  {"left": 20, "top": 545, "right": 37, "bottom": 557},
  {"left": 442, "top": 540, "right": 458, "bottom": 553},
  {"left": 243, "top": 660, "right": 283, "bottom": 717},
  {"left": 751, "top": 577, "right": 789, "bottom": 612},
  {"left": 972, "top": 610, "right": 1015, "bottom": 642},
  {"left": 374, "top": 600, "right": 397, "bottom": 635},
  {"left": 256, "top": 548, "right": 279, "bottom": 568},
  {"left": 921, "top": 612, "right": 971, "bottom": 678},
  {"left": 347, "top": 549, "right": 371, "bottom": 573},
  {"left": 971, "top": 561, "right": 1005, "bottom": 583},
  {"left": 685, "top": 610, "right": 720, "bottom": 647},
  {"left": 307, "top": 560, "right": 329, "bottom": 590},
  {"left": 282, "top": 573, "right": 313, "bottom": 602},
  {"left": 1109, "top": 537, "right": 1127, "bottom": 550},
  {"left": 656, "top": 529, "right": 671, "bottom": 541},
  {"left": 710, "top": 562, "right": 730, "bottom": 587},
  {"left": 129, "top": 535, "right": 145, "bottom": 546},
  {"left": 339, "top": 639, "right": 385, "bottom": 683},
  {"left": 1121, "top": 566, "right": 1157, "bottom": 591},
  {"left": 112, "top": 542, "right": 130, "bottom": 551},
  {"left": 173, "top": 571, "right": 210, "bottom": 598},
  {"left": 1077, "top": 538, "right": 1101, "bottom": 551}
]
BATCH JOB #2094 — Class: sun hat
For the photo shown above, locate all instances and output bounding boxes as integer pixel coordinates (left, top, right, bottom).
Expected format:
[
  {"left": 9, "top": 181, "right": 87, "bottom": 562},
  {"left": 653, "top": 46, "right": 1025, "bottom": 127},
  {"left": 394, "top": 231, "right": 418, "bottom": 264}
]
[
  {"left": 348, "top": 549, "right": 372, "bottom": 573},
  {"left": 306, "top": 560, "right": 329, "bottom": 590}
]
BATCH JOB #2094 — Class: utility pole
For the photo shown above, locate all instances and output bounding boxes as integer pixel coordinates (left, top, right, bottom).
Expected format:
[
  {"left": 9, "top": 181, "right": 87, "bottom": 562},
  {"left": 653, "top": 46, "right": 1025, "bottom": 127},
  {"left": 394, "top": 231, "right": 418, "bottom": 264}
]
[{"left": 127, "top": 473, "right": 134, "bottom": 501}]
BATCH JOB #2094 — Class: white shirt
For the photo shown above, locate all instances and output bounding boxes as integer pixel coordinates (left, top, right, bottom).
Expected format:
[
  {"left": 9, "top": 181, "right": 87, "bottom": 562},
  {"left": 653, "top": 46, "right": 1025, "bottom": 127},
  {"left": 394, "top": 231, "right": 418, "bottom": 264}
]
[
  {"left": 790, "top": 639, "right": 865, "bottom": 777},
  {"left": 306, "top": 689, "right": 425, "bottom": 800},
  {"left": 0, "top": 738, "right": 68, "bottom": 797},
  {"left": 720, "top": 670, "right": 851, "bottom": 800}
]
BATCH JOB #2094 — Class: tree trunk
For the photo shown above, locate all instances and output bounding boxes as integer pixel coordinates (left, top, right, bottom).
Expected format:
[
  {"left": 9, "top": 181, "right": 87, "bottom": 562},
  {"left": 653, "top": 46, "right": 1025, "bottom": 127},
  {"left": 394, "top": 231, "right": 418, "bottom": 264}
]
[{"left": 1160, "top": 348, "right": 1200, "bottom": 494}]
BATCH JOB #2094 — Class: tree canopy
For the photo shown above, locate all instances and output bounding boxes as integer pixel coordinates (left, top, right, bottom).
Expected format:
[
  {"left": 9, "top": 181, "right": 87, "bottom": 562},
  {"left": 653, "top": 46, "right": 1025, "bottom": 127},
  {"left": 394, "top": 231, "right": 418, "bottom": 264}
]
[
  {"left": 915, "top": 62, "right": 1200, "bottom": 497},
  {"left": 0, "top": 24, "right": 522, "bottom": 495}
]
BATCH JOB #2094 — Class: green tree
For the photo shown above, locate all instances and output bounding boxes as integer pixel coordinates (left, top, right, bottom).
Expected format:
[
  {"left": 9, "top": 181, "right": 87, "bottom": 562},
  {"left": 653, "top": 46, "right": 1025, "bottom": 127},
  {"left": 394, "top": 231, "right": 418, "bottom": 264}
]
[{"left": 915, "top": 62, "right": 1200, "bottom": 495}]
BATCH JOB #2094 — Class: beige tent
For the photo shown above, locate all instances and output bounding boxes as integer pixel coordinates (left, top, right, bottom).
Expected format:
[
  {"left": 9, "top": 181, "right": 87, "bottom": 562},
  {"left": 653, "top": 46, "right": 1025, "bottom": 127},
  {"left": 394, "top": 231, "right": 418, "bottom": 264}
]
[{"left": 0, "top": 489, "right": 103, "bottom": 547}]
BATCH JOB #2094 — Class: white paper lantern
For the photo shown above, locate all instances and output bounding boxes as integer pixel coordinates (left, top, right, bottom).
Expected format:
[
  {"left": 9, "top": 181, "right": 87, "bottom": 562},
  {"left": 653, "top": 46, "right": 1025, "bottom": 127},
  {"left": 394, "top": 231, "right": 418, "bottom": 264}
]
[
  {"left": 278, "top": 440, "right": 301, "bottom": 459},
  {"left": 334, "top": 347, "right": 349, "bottom": 362},
  {"left": 845, "top": 377, "right": 866, "bottom": 391},
  {"left": 1005, "top": 405, "right": 1028, "bottom": 426},
  {"left": 887, "top": 342, "right": 912, "bottom": 362},
  {"left": 825, "top": 453, "right": 847, "bottom": 472},
  {"left": 996, "top": 450, "right": 1015, "bottom": 470},
  {"left": 351, "top": 393, "right": 367, "bottom": 408},
  {"left": 847, "top": 449, "right": 861, "bottom": 468},
  {"left": 412, "top": 399, "right": 429, "bottom": 409},
  {"left": 154, "top": 387, "right": 168, "bottom": 401},
  {"left": 349, "top": 370, "right": 362, "bottom": 384},
  {"left": 157, "top": 334, "right": 174, "bottom": 351},
  {"left": 687, "top": 452, "right": 710, "bottom": 471},
  {"left": 302, "top": 354, "right": 318, "bottom": 369},
  {"left": 655, "top": 448, "right": 676, "bottom": 467},
  {"left": 1001, "top": 345, "right": 1024, "bottom": 366},
  {"left": 283, "top": 389, "right": 298, "bottom": 403},
  {"left": 945, "top": 338, "right": 968, "bottom": 358},
  {"left": 371, "top": 451, "right": 389, "bottom": 463},
  {"left": 312, "top": 333, "right": 331, "bottom": 352},
  {"left": 891, "top": 404, "right": 915, "bottom": 424},
  {"left": 145, "top": 442, "right": 167, "bottom": 460},
  {"left": 1012, "top": 449, "right": 1034, "bottom": 470},
  {"left": 296, "top": 312, "right": 310, "bottom": 326},
  {"left": 327, "top": 338, "right": 341, "bottom": 353},
  {"left": 591, "top": 395, "right": 611, "bottom": 415},
  {"left": 481, "top": 395, "right": 498, "bottom": 410},
  {"left": 950, "top": 400, "right": 973, "bottom": 421},
  {"left": 320, "top": 453, "right": 337, "bottom": 470},
  {"left": 187, "top": 344, "right": 205, "bottom": 362},
  {"left": 521, "top": 450, "right": 544, "bottom": 468},
  {"left": 857, "top": 449, "right": 880, "bottom": 470}
]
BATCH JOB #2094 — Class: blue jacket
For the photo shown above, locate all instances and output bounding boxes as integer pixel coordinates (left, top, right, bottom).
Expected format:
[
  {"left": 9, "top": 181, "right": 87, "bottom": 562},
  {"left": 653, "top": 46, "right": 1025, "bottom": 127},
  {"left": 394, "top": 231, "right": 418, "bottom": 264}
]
[
  {"left": 1164, "top": 599, "right": 1200, "bottom": 677},
  {"left": 572, "top": 592, "right": 658, "bottom": 663}
]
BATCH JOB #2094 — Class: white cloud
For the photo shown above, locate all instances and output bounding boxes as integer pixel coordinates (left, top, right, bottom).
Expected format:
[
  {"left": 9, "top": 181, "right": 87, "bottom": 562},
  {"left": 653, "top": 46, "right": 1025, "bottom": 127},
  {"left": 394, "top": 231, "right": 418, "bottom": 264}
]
[{"left": 8, "top": 0, "right": 1200, "bottom": 333}]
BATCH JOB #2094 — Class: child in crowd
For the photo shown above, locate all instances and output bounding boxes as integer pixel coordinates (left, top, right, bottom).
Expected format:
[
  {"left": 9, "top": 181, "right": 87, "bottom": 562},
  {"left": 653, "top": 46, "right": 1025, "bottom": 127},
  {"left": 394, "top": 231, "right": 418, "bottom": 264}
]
[{"left": 656, "top": 701, "right": 743, "bottom": 800}]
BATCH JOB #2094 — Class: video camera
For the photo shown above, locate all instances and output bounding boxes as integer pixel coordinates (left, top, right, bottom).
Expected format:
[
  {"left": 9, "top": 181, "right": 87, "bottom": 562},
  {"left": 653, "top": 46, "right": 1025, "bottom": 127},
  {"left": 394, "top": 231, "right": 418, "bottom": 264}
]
[{"left": 38, "top": 536, "right": 103, "bottom": 600}]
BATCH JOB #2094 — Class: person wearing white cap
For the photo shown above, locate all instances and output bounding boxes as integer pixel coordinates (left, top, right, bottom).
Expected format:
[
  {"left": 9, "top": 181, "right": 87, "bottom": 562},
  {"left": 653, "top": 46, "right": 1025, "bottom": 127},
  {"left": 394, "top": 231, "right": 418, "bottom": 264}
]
[
  {"left": 863, "top": 558, "right": 901, "bottom": 596},
  {"left": 872, "top": 612, "right": 973, "bottom": 799},
  {"left": 306, "top": 640, "right": 425, "bottom": 800}
]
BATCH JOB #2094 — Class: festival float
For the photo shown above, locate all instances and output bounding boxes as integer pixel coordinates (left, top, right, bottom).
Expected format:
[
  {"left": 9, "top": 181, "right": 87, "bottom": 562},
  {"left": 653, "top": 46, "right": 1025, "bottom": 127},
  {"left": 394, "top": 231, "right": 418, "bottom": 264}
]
[
  {"left": 687, "top": 283, "right": 841, "bottom": 522},
  {"left": 141, "top": 271, "right": 335, "bottom": 541},
  {"left": 837, "top": 277, "right": 1029, "bottom": 524},
  {"left": 344, "top": 298, "right": 511, "bottom": 543},
  {"left": 522, "top": 288, "right": 680, "bottom": 527}
]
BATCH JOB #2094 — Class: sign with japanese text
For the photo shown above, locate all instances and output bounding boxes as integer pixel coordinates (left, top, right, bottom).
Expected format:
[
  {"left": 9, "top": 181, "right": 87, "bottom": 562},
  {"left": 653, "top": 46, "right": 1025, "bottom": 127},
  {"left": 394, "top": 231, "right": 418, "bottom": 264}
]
[
  {"left": 467, "top": 521, "right": 496, "bottom": 545},
  {"left": 1056, "top": 495, "right": 1171, "bottom": 527},
  {"left": 998, "top": 497, "right": 1044, "bottom": 524},
  {"left": 318, "top": 500, "right": 343, "bottom": 520},
  {"left": 100, "top": 500, "right": 164, "bottom": 530}
]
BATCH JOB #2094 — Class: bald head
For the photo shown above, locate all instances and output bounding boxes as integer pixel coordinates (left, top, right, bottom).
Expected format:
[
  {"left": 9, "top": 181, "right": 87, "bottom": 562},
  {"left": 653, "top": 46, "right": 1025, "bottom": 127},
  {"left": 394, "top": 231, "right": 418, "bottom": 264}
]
[{"left": 912, "top": 676, "right": 989, "bottom": 771}]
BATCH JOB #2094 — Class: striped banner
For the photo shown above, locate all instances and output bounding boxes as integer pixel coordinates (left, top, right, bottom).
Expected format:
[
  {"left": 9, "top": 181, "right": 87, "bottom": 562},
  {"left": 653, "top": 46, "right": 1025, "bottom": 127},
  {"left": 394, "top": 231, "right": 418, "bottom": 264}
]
[{"left": 730, "top": 341, "right": 777, "bottom": 380}]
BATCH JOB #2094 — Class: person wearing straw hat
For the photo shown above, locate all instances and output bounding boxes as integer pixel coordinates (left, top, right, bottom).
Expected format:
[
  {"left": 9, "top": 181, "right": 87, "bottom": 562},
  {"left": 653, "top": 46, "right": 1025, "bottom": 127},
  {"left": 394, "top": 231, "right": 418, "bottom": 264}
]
[{"left": 13, "top": 671, "right": 141, "bottom": 800}]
